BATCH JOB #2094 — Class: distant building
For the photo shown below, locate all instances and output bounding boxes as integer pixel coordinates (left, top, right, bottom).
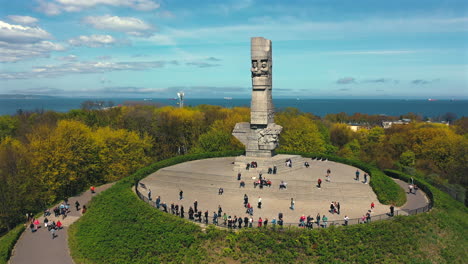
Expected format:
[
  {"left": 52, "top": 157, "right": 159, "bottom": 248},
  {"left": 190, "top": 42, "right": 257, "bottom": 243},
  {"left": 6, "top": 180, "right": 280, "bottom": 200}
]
[
  {"left": 347, "top": 123, "right": 370, "bottom": 131},
  {"left": 382, "top": 119, "right": 411, "bottom": 129}
]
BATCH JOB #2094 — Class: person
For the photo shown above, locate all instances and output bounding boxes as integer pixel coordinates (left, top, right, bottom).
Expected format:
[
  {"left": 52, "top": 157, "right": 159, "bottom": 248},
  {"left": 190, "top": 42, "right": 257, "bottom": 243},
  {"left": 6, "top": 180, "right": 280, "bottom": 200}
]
[
  {"left": 238, "top": 217, "right": 243, "bottom": 228},
  {"left": 344, "top": 215, "right": 349, "bottom": 226},
  {"left": 51, "top": 227, "right": 56, "bottom": 239},
  {"left": 240, "top": 181, "right": 245, "bottom": 188},
  {"left": 156, "top": 196, "right": 161, "bottom": 209},
  {"left": 371, "top": 202, "right": 375, "bottom": 210},
  {"left": 258, "top": 217, "right": 263, "bottom": 228},
  {"left": 271, "top": 218, "right": 277, "bottom": 227},
  {"left": 363, "top": 173, "right": 368, "bottom": 184},
  {"left": 82, "top": 205, "right": 87, "bottom": 214},
  {"left": 316, "top": 213, "right": 321, "bottom": 227},
  {"left": 204, "top": 210, "right": 209, "bottom": 224},
  {"left": 279, "top": 181, "right": 287, "bottom": 189},
  {"left": 30, "top": 223, "right": 36, "bottom": 233},
  {"left": 322, "top": 215, "right": 328, "bottom": 228},
  {"left": 194, "top": 200, "right": 198, "bottom": 212},
  {"left": 390, "top": 204, "right": 395, "bottom": 216},
  {"left": 197, "top": 211, "right": 202, "bottom": 222},
  {"left": 179, "top": 190, "right": 183, "bottom": 200},
  {"left": 306, "top": 216, "right": 313, "bottom": 229},
  {"left": 264, "top": 218, "right": 268, "bottom": 228},
  {"left": 355, "top": 170, "right": 360, "bottom": 181},
  {"left": 366, "top": 211, "right": 371, "bottom": 223},
  {"left": 246, "top": 163, "right": 250, "bottom": 170},
  {"left": 327, "top": 168, "right": 331, "bottom": 176},
  {"left": 175, "top": 204, "right": 179, "bottom": 216},
  {"left": 290, "top": 198, "right": 295, "bottom": 210},
  {"left": 218, "top": 188, "right": 224, "bottom": 195},
  {"left": 180, "top": 205, "right": 185, "bottom": 218},
  {"left": 218, "top": 205, "right": 223, "bottom": 217},
  {"left": 75, "top": 201, "right": 80, "bottom": 211},
  {"left": 317, "top": 178, "right": 322, "bottom": 188},
  {"left": 44, "top": 208, "right": 51, "bottom": 216},
  {"left": 414, "top": 184, "right": 418, "bottom": 194},
  {"left": 148, "top": 189, "right": 152, "bottom": 201},
  {"left": 268, "top": 167, "right": 273, "bottom": 174},
  {"left": 273, "top": 166, "right": 277, "bottom": 174},
  {"left": 223, "top": 213, "right": 228, "bottom": 226},
  {"left": 249, "top": 217, "right": 253, "bottom": 228},
  {"left": 162, "top": 202, "right": 167, "bottom": 213},
  {"left": 56, "top": 220, "right": 62, "bottom": 229},
  {"left": 299, "top": 215, "right": 306, "bottom": 227},
  {"left": 244, "top": 194, "right": 248, "bottom": 207},
  {"left": 237, "top": 172, "right": 241, "bottom": 180},
  {"left": 171, "top": 203, "right": 175, "bottom": 214},
  {"left": 33, "top": 218, "right": 40, "bottom": 230},
  {"left": 213, "top": 212, "right": 218, "bottom": 225},
  {"left": 44, "top": 217, "right": 49, "bottom": 227},
  {"left": 337, "top": 202, "right": 341, "bottom": 214},
  {"left": 258, "top": 197, "right": 262, "bottom": 209},
  {"left": 304, "top": 161, "right": 310, "bottom": 168},
  {"left": 244, "top": 216, "right": 249, "bottom": 228},
  {"left": 90, "top": 186, "right": 95, "bottom": 193},
  {"left": 188, "top": 207, "right": 194, "bottom": 220}
]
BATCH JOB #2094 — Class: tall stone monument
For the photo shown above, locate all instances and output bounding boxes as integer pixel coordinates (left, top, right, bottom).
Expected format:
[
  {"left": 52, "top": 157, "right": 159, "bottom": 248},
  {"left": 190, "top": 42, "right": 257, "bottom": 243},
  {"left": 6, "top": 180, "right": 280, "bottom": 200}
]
[{"left": 232, "top": 37, "right": 282, "bottom": 157}]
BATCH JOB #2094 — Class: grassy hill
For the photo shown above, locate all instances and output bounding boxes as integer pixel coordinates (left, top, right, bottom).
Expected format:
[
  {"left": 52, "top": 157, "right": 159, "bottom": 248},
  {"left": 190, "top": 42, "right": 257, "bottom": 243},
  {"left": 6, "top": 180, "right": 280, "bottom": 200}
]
[{"left": 68, "top": 152, "right": 467, "bottom": 263}]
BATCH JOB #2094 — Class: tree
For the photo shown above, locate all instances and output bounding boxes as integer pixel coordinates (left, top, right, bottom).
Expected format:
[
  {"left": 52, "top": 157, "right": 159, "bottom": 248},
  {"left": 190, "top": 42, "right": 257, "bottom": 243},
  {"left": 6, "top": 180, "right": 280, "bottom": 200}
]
[
  {"left": 0, "top": 137, "right": 30, "bottom": 231},
  {"left": 93, "top": 127, "right": 152, "bottom": 182},
  {"left": 330, "top": 123, "right": 354, "bottom": 148},
  {"left": 27, "top": 120, "right": 99, "bottom": 203},
  {"left": 276, "top": 114, "right": 327, "bottom": 153}
]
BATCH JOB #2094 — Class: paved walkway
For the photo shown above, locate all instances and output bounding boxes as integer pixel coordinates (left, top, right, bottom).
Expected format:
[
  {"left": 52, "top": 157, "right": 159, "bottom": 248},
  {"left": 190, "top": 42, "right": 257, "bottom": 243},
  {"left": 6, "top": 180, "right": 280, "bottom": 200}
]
[
  {"left": 9, "top": 183, "right": 114, "bottom": 264},
  {"left": 392, "top": 178, "right": 429, "bottom": 210}
]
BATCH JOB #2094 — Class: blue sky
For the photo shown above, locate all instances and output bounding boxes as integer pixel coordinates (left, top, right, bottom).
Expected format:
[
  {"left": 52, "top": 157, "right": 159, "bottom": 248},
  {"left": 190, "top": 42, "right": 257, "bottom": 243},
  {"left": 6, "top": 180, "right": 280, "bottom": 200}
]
[{"left": 0, "top": 0, "right": 467, "bottom": 99}]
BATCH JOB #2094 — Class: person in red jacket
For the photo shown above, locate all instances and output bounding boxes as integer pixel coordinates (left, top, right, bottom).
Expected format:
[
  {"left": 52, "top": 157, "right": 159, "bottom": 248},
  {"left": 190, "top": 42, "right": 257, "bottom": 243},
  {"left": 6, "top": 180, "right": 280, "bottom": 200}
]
[
  {"left": 56, "top": 220, "right": 63, "bottom": 229},
  {"left": 258, "top": 217, "right": 263, "bottom": 228},
  {"left": 371, "top": 202, "right": 375, "bottom": 210},
  {"left": 90, "top": 186, "right": 95, "bottom": 193}
]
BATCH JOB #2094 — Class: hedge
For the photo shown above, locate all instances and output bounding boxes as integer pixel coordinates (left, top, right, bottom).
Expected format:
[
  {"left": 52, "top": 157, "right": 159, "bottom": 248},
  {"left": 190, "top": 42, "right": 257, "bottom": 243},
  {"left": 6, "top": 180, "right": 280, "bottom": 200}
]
[
  {"left": 0, "top": 224, "right": 25, "bottom": 264},
  {"left": 278, "top": 151, "right": 407, "bottom": 206}
]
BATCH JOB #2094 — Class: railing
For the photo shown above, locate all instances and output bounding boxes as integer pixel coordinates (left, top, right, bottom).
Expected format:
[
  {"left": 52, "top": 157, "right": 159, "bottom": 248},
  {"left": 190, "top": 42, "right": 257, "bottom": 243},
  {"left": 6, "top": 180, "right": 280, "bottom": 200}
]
[{"left": 135, "top": 180, "right": 432, "bottom": 230}]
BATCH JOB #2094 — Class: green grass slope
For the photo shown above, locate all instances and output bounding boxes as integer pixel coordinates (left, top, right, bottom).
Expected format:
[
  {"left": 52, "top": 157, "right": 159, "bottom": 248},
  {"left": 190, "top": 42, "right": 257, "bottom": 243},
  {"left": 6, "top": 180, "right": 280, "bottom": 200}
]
[{"left": 69, "top": 152, "right": 467, "bottom": 263}]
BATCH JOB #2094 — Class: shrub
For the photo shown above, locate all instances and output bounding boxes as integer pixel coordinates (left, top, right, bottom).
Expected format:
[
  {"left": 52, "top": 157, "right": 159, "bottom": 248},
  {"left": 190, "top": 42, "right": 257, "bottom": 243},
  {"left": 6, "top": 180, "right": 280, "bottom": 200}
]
[{"left": 0, "top": 225, "right": 25, "bottom": 264}]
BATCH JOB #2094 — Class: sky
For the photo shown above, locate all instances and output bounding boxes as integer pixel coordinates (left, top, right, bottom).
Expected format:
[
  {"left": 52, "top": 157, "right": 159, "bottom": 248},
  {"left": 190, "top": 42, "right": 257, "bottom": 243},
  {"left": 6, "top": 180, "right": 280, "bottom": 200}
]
[{"left": 0, "top": 0, "right": 467, "bottom": 99}]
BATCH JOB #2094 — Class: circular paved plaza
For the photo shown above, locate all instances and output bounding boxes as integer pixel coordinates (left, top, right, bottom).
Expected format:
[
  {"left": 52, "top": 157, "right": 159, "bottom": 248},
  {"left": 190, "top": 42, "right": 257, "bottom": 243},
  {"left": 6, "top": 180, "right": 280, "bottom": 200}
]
[{"left": 140, "top": 155, "right": 391, "bottom": 224}]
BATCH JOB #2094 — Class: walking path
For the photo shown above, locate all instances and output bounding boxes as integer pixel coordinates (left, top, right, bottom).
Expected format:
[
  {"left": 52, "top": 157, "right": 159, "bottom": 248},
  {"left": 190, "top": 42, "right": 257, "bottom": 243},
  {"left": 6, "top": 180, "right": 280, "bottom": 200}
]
[
  {"left": 392, "top": 178, "right": 429, "bottom": 210},
  {"left": 9, "top": 183, "right": 114, "bottom": 264}
]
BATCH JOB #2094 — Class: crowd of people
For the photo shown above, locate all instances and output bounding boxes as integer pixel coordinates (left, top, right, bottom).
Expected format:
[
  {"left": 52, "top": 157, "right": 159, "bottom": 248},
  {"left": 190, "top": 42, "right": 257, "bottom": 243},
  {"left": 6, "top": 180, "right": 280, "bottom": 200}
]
[
  {"left": 136, "top": 157, "right": 404, "bottom": 230},
  {"left": 28, "top": 197, "right": 86, "bottom": 239}
]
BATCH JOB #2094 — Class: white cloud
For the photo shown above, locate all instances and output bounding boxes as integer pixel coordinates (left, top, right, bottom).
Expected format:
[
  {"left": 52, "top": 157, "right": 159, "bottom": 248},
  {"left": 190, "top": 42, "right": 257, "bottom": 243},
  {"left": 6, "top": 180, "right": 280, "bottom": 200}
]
[
  {"left": 325, "top": 50, "right": 419, "bottom": 55},
  {"left": 0, "top": 60, "right": 173, "bottom": 79},
  {"left": 7, "top": 15, "right": 39, "bottom": 24},
  {"left": 0, "top": 20, "right": 64, "bottom": 62},
  {"left": 0, "top": 40, "right": 65, "bottom": 62},
  {"left": 83, "top": 15, "right": 155, "bottom": 37},
  {"left": 154, "top": 16, "right": 468, "bottom": 45},
  {"left": 57, "top": 54, "right": 77, "bottom": 61},
  {"left": 68, "top": 34, "right": 117, "bottom": 47},
  {"left": 0, "top": 20, "right": 51, "bottom": 43},
  {"left": 36, "top": 0, "right": 159, "bottom": 15}
]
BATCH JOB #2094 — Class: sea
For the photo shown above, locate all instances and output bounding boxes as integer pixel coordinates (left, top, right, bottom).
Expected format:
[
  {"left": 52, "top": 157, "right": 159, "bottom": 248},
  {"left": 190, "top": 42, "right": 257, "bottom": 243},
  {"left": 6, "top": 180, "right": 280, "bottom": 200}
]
[{"left": 0, "top": 98, "right": 467, "bottom": 118}]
